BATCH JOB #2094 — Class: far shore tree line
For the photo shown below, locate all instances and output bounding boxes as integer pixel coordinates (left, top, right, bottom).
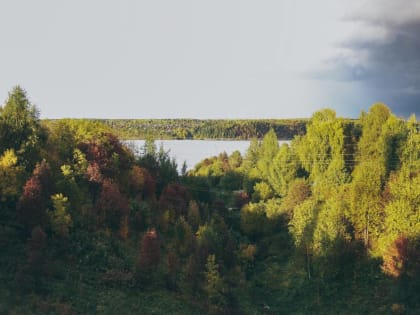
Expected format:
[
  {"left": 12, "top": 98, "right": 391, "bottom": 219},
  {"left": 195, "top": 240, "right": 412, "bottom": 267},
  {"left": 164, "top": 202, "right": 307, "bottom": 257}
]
[{"left": 44, "top": 118, "right": 309, "bottom": 140}]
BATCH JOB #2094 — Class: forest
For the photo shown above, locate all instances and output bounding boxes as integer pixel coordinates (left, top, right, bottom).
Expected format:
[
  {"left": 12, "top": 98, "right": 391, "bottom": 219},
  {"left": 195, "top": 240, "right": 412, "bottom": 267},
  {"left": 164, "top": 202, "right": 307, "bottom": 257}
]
[
  {"left": 1, "top": 86, "right": 420, "bottom": 314},
  {"left": 44, "top": 118, "right": 308, "bottom": 140}
]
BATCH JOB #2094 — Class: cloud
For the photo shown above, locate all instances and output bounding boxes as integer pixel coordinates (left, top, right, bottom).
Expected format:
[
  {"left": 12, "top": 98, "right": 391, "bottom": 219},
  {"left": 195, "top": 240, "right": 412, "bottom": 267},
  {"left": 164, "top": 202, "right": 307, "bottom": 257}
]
[
  {"left": 347, "top": 0, "right": 420, "bottom": 27},
  {"left": 316, "top": 0, "right": 420, "bottom": 117}
]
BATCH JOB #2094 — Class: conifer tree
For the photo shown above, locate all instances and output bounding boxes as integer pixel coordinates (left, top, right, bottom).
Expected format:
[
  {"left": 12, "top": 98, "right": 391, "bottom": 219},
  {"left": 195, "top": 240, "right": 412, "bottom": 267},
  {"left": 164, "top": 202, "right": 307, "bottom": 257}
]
[
  {"left": 256, "top": 129, "right": 279, "bottom": 181},
  {"left": 0, "top": 86, "right": 46, "bottom": 170},
  {"left": 204, "top": 254, "right": 227, "bottom": 309}
]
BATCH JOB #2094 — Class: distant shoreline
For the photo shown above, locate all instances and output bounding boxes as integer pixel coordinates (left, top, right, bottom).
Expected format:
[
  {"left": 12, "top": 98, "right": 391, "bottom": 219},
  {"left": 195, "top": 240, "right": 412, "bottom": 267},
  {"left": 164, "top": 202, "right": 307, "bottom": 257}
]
[{"left": 43, "top": 118, "right": 310, "bottom": 140}]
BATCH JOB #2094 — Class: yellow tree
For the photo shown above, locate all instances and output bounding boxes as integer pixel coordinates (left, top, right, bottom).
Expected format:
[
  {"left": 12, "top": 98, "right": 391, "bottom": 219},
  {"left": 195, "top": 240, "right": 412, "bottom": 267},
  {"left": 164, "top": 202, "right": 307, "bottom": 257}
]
[
  {"left": 295, "top": 109, "right": 348, "bottom": 199},
  {"left": 349, "top": 104, "right": 404, "bottom": 247},
  {"left": 380, "top": 115, "right": 420, "bottom": 251},
  {"left": 0, "top": 86, "right": 46, "bottom": 170},
  {"left": 0, "top": 149, "right": 23, "bottom": 204}
]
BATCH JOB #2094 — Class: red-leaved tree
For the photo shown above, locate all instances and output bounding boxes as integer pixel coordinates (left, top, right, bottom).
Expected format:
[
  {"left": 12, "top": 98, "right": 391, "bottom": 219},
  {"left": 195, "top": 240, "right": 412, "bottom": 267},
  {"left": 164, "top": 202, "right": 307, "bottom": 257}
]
[
  {"left": 137, "top": 228, "right": 161, "bottom": 271},
  {"left": 96, "top": 179, "right": 129, "bottom": 234},
  {"left": 159, "top": 183, "right": 189, "bottom": 218},
  {"left": 18, "top": 161, "right": 52, "bottom": 232}
]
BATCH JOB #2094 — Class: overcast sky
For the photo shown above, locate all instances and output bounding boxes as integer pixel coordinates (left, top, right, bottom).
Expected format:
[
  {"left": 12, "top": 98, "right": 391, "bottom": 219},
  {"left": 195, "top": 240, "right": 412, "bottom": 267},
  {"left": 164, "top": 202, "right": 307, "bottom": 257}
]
[{"left": 0, "top": 0, "right": 419, "bottom": 119}]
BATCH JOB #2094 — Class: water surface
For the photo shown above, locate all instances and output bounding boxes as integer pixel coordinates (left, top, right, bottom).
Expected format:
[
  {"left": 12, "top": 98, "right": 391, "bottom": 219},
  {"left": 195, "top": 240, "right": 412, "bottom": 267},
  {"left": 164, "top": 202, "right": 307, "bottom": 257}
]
[{"left": 127, "top": 139, "right": 288, "bottom": 171}]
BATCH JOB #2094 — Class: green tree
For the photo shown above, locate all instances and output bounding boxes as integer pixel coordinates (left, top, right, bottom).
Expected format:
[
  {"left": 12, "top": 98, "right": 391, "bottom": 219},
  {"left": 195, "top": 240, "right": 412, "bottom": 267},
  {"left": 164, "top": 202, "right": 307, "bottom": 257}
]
[
  {"left": 295, "top": 109, "right": 347, "bottom": 199},
  {"left": 0, "top": 86, "right": 46, "bottom": 170},
  {"left": 400, "top": 115, "right": 420, "bottom": 172},
  {"left": 251, "top": 181, "right": 274, "bottom": 202},
  {"left": 349, "top": 104, "right": 399, "bottom": 247},
  {"left": 289, "top": 198, "right": 319, "bottom": 279},
  {"left": 380, "top": 127, "right": 420, "bottom": 251},
  {"left": 48, "top": 194, "right": 72, "bottom": 238},
  {"left": 267, "top": 143, "right": 300, "bottom": 197},
  {"left": 0, "top": 149, "right": 23, "bottom": 207},
  {"left": 240, "top": 202, "right": 268, "bottom": 239},
  {"left": 204, "top": 254, "right": 227, "bottom": 310},
  {"left": 241, "top": 138, "right": 261, "bottom": 192},
  {"left": 173, "top": 216, "right": 195, "bottom": 257},
  {"left": 312, "top": 191, "right": 349, "bottom": 255},
  {"left": 256, "top": 129, "right": 279, "bottom": 181},
  {"left": 228, "top": 150, "right": 242, "bottom": 169}
]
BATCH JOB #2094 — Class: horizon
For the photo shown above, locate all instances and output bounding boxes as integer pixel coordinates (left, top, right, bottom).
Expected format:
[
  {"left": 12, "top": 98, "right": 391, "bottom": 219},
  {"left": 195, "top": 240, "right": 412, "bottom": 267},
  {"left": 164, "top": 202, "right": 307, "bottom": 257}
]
[{"left": 38, "top": 104, "right": 413, "bottom": 121}]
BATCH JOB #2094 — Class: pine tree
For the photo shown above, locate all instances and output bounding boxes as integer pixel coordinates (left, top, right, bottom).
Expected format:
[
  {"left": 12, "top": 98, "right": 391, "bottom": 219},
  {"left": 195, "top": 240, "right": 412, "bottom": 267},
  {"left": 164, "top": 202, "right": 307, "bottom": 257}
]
[
  {"left": 0, "top": 86, "right": 46, "bottom": 170},
  {"left": 204, "top": 254, "right": 227, "bottom": 309}
]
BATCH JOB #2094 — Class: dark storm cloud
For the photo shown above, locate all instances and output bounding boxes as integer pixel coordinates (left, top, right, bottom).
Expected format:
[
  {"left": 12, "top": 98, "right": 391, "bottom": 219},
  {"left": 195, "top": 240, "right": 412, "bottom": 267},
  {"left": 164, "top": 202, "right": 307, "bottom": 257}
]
[{"left": 325, "top": 1, "right": 420, "bottom": 117}]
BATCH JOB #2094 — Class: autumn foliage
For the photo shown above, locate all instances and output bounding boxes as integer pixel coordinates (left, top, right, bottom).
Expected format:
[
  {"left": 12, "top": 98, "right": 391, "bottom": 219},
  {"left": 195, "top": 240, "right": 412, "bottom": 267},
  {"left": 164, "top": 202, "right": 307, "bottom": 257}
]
[
  {"left": 17, "top": 161, "right": 52, "bottom": 231},
  {"left": 3, "top": 88, "right": 420, "bottom": 314},
  {"left": 159, "top": 183, "right": 190, "bottom": 217},
  {"left": 137, "top": 228, "right": 161, "bottom": 271},
  {"left": 96, "top": 179, "right": 129, "bottom": 232}
]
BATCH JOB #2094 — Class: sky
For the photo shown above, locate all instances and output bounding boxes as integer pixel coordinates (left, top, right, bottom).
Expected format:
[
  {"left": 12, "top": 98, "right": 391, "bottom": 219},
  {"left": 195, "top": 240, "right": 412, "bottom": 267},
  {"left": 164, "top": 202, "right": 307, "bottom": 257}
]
[{"left": 0, "top": 0, "right": 419, "bottom": 119}]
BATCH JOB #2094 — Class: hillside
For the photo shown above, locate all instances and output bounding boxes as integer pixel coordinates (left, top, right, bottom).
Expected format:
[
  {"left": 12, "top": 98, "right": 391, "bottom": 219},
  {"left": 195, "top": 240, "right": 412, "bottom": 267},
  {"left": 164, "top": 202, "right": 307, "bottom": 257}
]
[{"left": 1, "top": 87, "right": 420, "bottom": 314}]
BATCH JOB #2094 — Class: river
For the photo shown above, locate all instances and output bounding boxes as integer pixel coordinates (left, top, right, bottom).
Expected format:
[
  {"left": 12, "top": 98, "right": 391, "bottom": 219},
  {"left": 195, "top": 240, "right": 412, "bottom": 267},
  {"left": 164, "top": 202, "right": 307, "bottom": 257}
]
[{"left": 126, "top": 139, "right": 289, "bottom": 171}]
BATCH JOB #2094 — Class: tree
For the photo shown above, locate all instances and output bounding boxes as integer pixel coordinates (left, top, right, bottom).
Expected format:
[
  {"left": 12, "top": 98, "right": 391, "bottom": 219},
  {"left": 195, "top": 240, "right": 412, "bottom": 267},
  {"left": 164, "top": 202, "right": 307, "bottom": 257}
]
[
  {"left": 240, "top": 202, "right": 268, "bottom": 239},
  {"left": 295, "top": 109, "right": 348, "bottom": 199},
  {"left": 17, "top": 160, "right": 52, "bottom": 232},
  {"left": 350, "top": 162, "right": 384, "bottom": 247},
  {"left": 382, "top": 235, "right": 409, "bottom": 278},
  {"left": 267, "top": 143, "right": 300, "bottom": 197},
  {"left": 196, "top": 223, "right": 219, "bottom": 259},
  {"left": 349, "top": 104, "right": 396, "bottom": 247},
  {"left": 96, "top": 179, "right": 129, "bottom": 233},
  {"left": 159, "top": 183, "right": 190, "bottom": 219},
  {"left": 127, "top": 165, "right": 145, "bottom": 199},
  {"left": 279, "top": 178, "right": 311, "bottom": 218},
  {"left": 256, "top": 129, "right": 279, "bottom": 181},
  {"left": 173, "top": 216, "right": 195, "bottom": 257},
  {"left": 0, "top": 149, "right": 23, "bottom": 212},
  {"left": 180, "top": 255, "right": 200, "bottom": 295},
  {"left": 312, "top": 191, "right": 350, "bottom": 256},
  {"left": 380, "top": 159, "right": 420, "bottom": 251},
  {"left": 137, "top": 228, "right": 161, "bottom": 271},
  {"left": 241, "top": 138, "right": 261, "bottom": 192},
  {"left": 187, "top": 200, "right": 201, "bottom": 230},
  {"left": 138, "top": 139, "right": 178, "bottom": 195},
  {"left": 48, "top": 194, "right": 72, "bottom": 238},
  {"left": 228, "top": 150, "right": 242, "bottom": 169},
  {"left": 289, "top": 198, "right": 319, "bottom": 279},
  {"left": 165, "top": 249, "right": 179, "bottom": 290},
  {"left": 251, "top": 181, "right": 274, "bottom": 202},
  {"left": 401, "top": 115, "right": 420, "bottom": 171},
  {"left": 204, "top": 254, "right": 227, "bottom": 309},
  {"left": 0, "top": 86, "right": 46, "bottom": 170},
  {"left": 79, "top": 133, "right": 134, "bottom": 182},
  {"left": 44, "top": 120, "right": 77, "bottom": 167}
]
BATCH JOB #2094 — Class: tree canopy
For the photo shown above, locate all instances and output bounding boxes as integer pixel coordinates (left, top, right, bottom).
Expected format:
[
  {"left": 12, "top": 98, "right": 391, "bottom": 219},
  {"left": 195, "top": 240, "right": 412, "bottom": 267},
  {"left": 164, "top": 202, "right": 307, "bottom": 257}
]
[{"left": 1, "top": 87, "right": 420, "bottom": 314}]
